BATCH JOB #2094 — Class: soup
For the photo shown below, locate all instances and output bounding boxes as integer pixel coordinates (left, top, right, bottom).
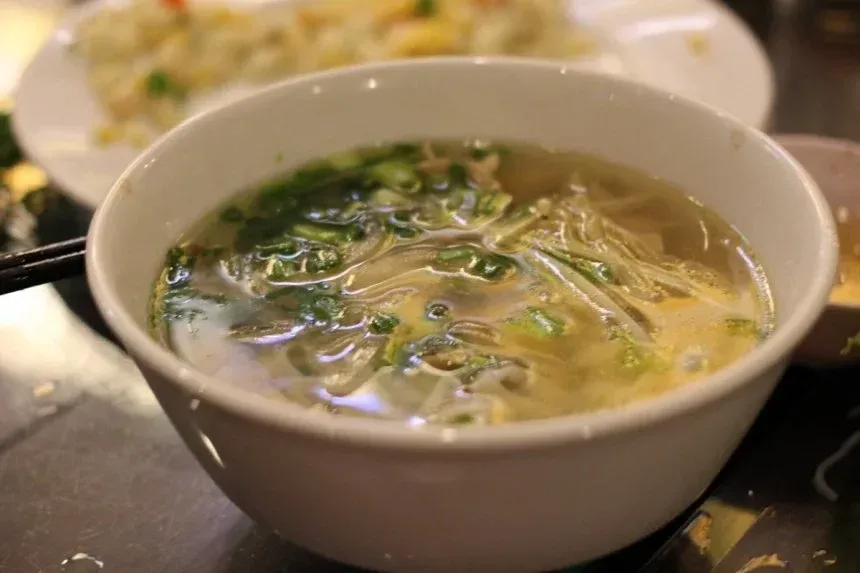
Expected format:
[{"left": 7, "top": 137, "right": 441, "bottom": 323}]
[{"left": 148, "top": 141, "right": 774, "bottom": 426}]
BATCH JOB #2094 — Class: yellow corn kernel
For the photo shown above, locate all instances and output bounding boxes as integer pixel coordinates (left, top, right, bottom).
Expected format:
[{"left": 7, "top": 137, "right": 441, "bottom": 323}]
[
  {"left": 370, "top": 0, "right": 417, "bottom": 25},
  {"left": 93, "top": 123, "right": 123, "bottom": 147},
  {"left": 386, "top": 20, "right": 459, "bottom": 57}
]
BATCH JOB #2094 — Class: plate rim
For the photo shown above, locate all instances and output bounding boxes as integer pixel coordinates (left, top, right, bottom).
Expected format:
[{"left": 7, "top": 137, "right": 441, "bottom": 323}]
[{"left": 11, "top": 0, "right": 776, "bottom": 209}]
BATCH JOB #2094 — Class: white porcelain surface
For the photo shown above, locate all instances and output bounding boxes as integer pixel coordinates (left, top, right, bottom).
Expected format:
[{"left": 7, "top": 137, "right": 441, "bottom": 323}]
[
  {"left": 13, "top": 0, "right": 774, "bottom": 209},
  {"left": 775, "top": 134, "right": 860, "bottom": 367},
  {"left": 86, "top": 59, "right": 834, "bottom": 573}
]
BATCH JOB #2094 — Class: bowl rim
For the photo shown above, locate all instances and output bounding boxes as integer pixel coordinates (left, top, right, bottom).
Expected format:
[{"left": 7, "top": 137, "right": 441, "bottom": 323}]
[
  {"left": 772, "top": 133, "right": 860, "bottom": 312},
  {"left": 86, "top": 57, "right": 839, "bottom": 452}
]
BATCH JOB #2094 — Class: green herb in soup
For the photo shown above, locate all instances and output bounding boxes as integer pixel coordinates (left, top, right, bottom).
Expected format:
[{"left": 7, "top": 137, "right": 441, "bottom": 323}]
[{"left": 148, "top": 141, "right": 775, "bottom": 426}]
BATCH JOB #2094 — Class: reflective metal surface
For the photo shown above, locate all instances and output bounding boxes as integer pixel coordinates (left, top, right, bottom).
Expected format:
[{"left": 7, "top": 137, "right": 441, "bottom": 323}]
[{"left": 0, "top": 1, "right": 858, "bottom": 571}]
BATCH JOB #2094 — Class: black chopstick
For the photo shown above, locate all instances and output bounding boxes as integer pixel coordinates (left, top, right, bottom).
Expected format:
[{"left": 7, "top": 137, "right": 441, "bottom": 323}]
[{"left": 0, "top": 237, "right": 86, "bottom": 295}]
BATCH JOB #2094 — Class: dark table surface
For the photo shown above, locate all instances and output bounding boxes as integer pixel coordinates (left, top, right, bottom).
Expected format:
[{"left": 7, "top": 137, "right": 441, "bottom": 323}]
[{"left": 1, "top": 1, "right": 859, "bottom": 572}]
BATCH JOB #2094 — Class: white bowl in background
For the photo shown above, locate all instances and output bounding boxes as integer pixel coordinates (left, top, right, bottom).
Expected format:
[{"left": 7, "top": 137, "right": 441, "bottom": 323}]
[
  {"left": 775, "top": 134, "right": 860, "bottom": 367},
  {"left": 86, "top": 58, "right": 837, "bottom": 573}
]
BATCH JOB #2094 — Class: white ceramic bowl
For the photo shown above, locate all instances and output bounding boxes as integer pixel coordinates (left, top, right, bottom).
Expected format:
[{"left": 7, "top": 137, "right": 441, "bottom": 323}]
[
  {"left": 773, "top": 134, "right": 860, "bottom": 367},
  {"left": 86, "top": 58, "right": 837, "bottom": 573}
]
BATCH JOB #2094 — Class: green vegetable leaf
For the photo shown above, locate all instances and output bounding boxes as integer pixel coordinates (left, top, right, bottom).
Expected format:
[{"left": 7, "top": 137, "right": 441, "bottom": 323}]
[
  {"left": 145, "top": 69, "right": 186, "bottom": 100},
  {"left": 506, "top": 307, "right": 566, "bottom": 338}
]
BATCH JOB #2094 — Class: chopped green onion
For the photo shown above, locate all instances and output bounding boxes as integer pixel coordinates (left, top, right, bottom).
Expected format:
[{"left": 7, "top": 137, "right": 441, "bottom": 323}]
[
  {"left": 327, "top": 152, "right": 363, "bottom": 170},
  {"left": 414, "top": 0, "right": 436, "bottom": 17},
  {"left": 437, "top": 246, "right": 475, "bottom": 262},
  {"left": 369, "top": 312, "right": 401, "bottom": 335},
  {"left": 291, "top": 222, "right": 364, "bottom": 245},
  {"left": 340, "top": 200, "right": 368, "bottom": 221},
  {"left": 220, "top": 206, "right": 245, "bottom": 223},
  {"left": 256, "top": 238, "right": 301, "bottom": 259},
  {"left": 506, "top": 307, "right": 566, "bottom": 338},
  {"left": 619, "top": 343, "right": 655, "bottom": 378},
  {"left": 470, "top": 255, "right": 512, "bottom": 280},
  {"left": 526, "top": 307, "right": 565, "bottom": 336},
  {"left": 370, "top": 188, "right": 411, "bottom": 207},
  {"left": 298, "top": 293, "right": 345, "bottom": 324},
  {"left": 437, "top": 247, "right": 514, "bottom": 280},
  {"left": 264, "top": 259, "right": 297, "bottom": 281},
  {"left": 368, "top": 160, "right": 421, "bottom": 193},
  {"left": 609, "top": 326, "right": 660, "bottom": 378},
  {"left": 476, "top": 192, "right": 513, "bottom": 217},
  {"left": 724, "top": 317, "right": 759, "bottom": 337},
  {"left": 448, "top": 163, "right": 468, "bottom": 186},
  {"left": 539, "top": 248, "right": 614, "bottom": 284},
  {"left": 305, "top": 248, "right": 342, "bottom": 273}
]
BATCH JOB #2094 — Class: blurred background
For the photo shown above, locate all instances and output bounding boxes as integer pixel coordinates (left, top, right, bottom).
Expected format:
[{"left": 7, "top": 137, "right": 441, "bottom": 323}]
[{"left": 0, "top": 1, "right": 858, "bottom": 572}]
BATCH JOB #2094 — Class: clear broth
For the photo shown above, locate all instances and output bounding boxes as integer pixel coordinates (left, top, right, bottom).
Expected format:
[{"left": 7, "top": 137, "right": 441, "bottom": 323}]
[{"left": 148, "top": 141, "right": 775, "bottom": 426}]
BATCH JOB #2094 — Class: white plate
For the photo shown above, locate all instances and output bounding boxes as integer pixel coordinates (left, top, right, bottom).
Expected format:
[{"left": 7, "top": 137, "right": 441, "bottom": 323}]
[{"left": 12, "top": 0, "right": 774, "bottom": 209}]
